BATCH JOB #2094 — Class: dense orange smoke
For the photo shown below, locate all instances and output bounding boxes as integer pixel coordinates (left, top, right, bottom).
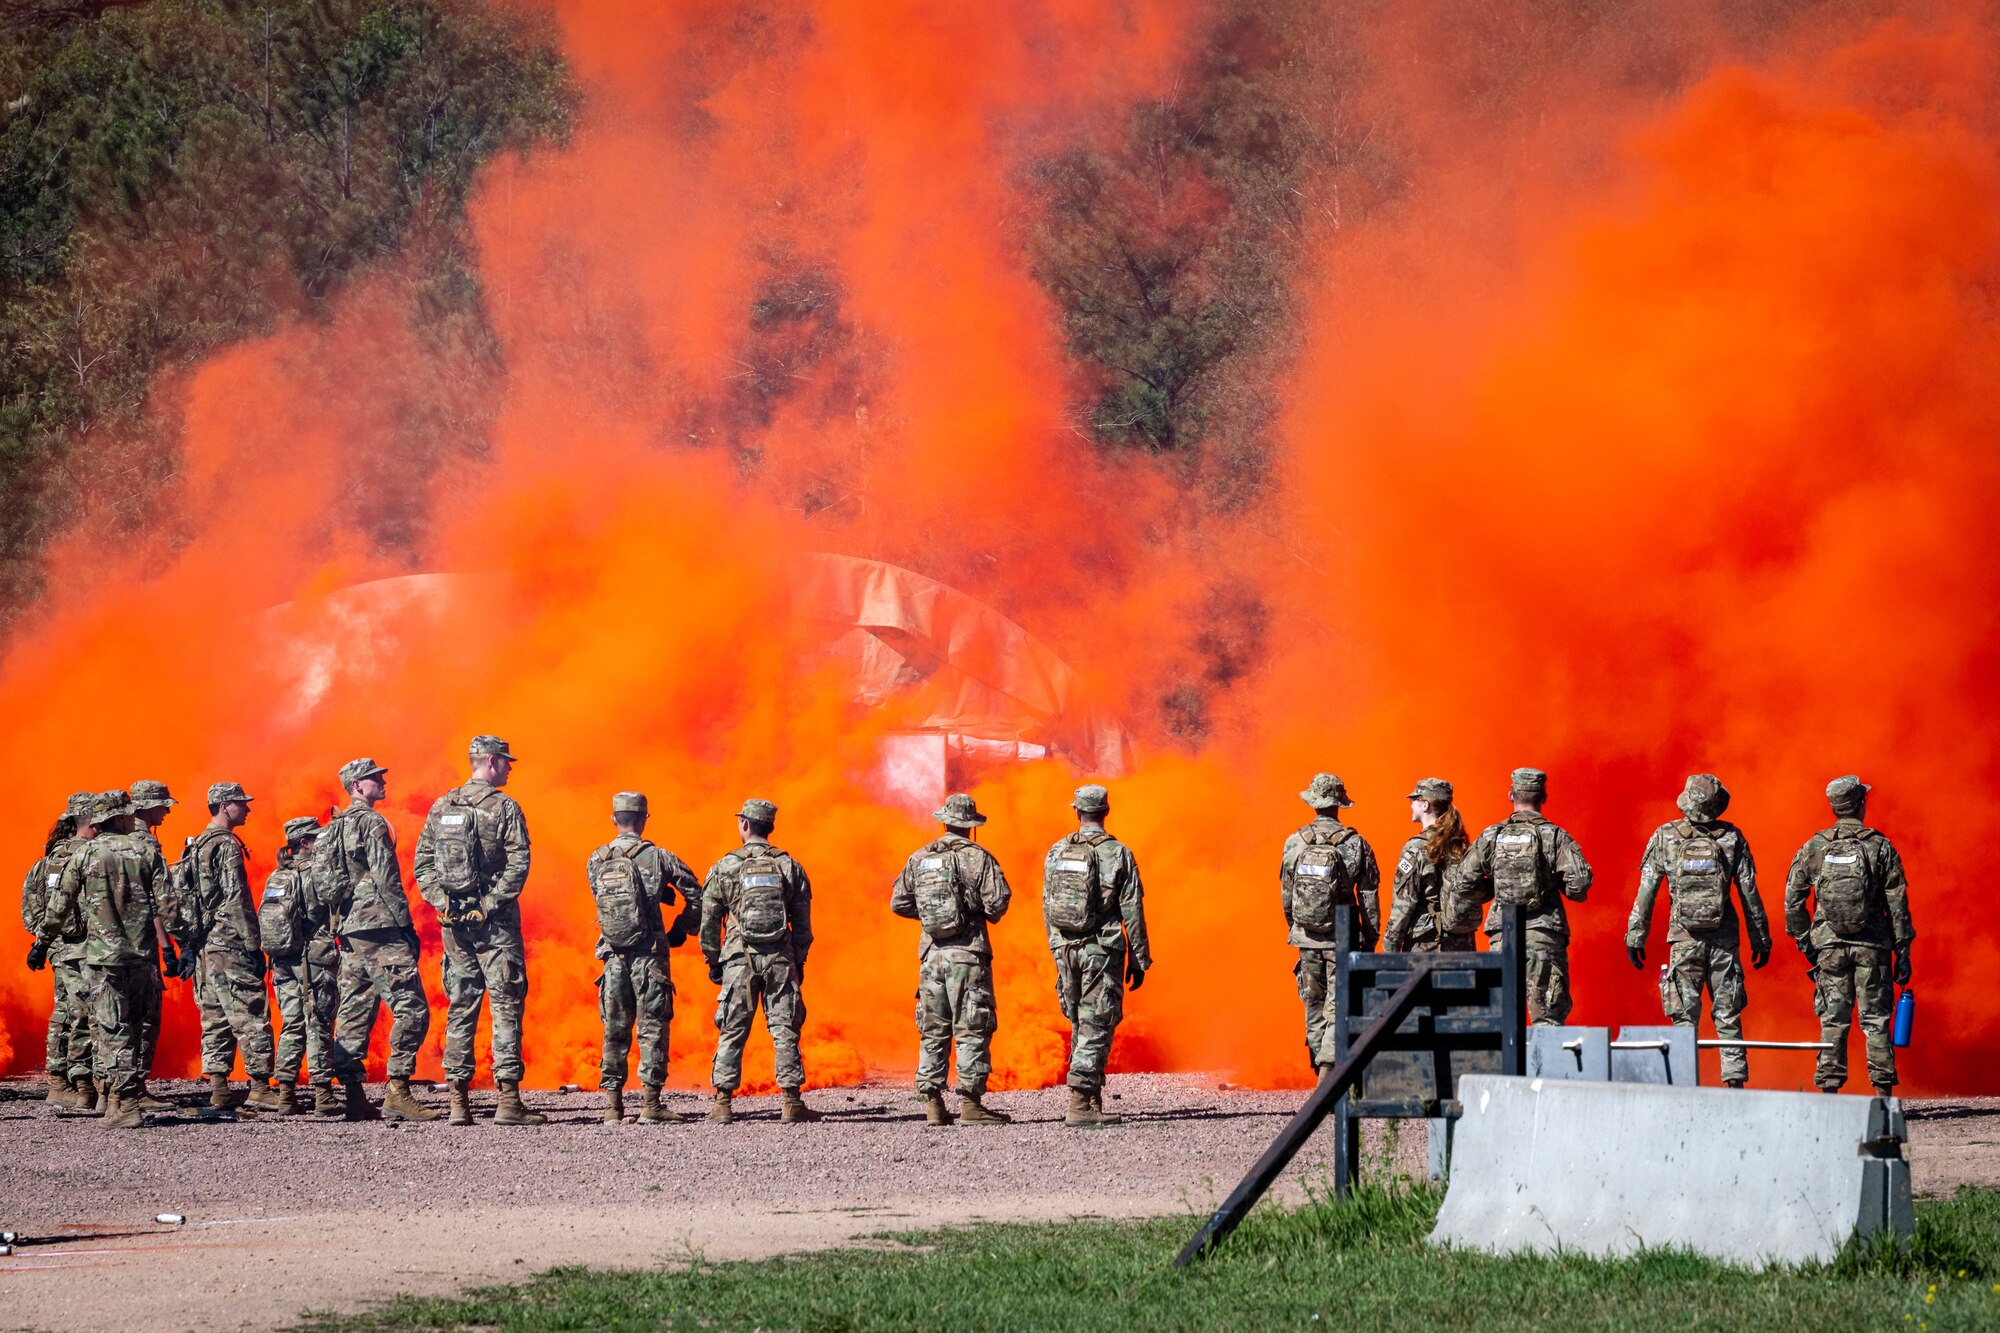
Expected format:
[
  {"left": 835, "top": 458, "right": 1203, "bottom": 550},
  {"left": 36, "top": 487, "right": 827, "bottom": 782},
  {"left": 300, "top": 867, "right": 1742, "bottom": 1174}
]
[{"left": 3, "top": 1, "right": 1996, "bottom": 1096}]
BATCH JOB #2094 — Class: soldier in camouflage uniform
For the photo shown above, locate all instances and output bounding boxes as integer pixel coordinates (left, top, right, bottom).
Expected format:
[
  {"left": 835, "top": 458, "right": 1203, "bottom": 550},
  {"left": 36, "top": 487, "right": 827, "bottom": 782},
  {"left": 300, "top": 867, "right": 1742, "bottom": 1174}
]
[
  {"left": 1626, "top": 774, "right": 1773, "bottom": 1087},
  {"left": 890, "top": 793, "right": 1013, "bottom": 1126},
  {"left": 701, "top": 798, "right": 818, "bottom": 1124},
  {"left": 323, "top": 757, "right": 437, "bottom": 1122},
  {"left": 1279, "top": 774, "right": 1381, "bottom": 1072},
  {"left": 1447, "top": 768, "right": 1594, "bottom": 1025},
  {"left": 127, "top": 780, "right": 186, "bottom": 1112},
  {"left": 262, "top": 816, "right": 335, "bottom": 1116},
  {"left": 188, "top": 782, "right": 281, "bottom": 1112},
  {"left": 29, "top": 791, "right": 167, "bottom": 1127},
  {"left": 587, "top": 792, "right": 701, "bottom": 1124},
  {"left": 1043, "top": 784, "right": 1152, "bottom": 1128},
  {"left": 22, "top": 793, "right": 95, "bottom": 1110},
  {"left": 415, "top": 736, "right": 537, "bottom": 1126},
  {"left": 1384, "top": 778, "right": 1475, "bottom": 954},
  {"left": 1784, "top": 775, "right": 1915, "bottom": 1096}
]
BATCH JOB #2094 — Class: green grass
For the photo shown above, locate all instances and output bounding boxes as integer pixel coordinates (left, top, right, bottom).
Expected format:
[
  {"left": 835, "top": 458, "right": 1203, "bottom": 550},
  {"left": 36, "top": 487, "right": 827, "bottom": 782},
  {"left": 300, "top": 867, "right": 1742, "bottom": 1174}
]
[{"left": 297, "top": 1185, "right": 2000, "bottom": 1332}]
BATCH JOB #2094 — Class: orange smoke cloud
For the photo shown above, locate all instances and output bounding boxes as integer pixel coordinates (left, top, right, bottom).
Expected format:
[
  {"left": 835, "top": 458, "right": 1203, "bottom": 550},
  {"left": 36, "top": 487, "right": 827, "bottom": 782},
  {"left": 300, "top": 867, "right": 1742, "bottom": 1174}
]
[{"left": 3, "top": 2, "right": 1995, "bottom": 1097}]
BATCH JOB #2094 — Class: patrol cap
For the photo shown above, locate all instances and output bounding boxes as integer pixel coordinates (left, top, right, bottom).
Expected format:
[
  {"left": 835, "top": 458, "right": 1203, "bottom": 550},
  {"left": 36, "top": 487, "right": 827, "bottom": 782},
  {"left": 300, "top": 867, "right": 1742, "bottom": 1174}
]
[
  {"left": 338, "top": 757, "right": 387, "bottom": 789},
  {"left": 128, "top": 780, "right": 177, "bottom": 811},
  {"left": 933, "top": 793, "right": 986, "bottom": 827},
  {"left": 469, "top": 734, "right": 518, "bottom": 760},
  {"left": 738, "top": 798, "right": 778, "bottom": 823},
  {"left": 1826, "top": 774, "right": 1870, "bottom": 812},
  {"left": 207, "top": 781, "right": 254, "bottom": 806},
  {"left": 282, "top": 816, "right": 322, "bottom": 844},
  {"left": 65, "top": 791, "right": 96, "bottom": 821},
  {"left": 1509, "top": 768, "right": 1548, "bottom": 799},
  {"left": 93, "top": 790, "right": 134, "bottom": 821},
  {"left": 1406, "top": 778, "right": 1453, "bottom": 804},
  {"left": 612, "top": 791, "right": 649, "bottom": 815},
  {"left": 1300, "top": 773, "right": 1353, "bottom": 810},
  {"left": 1676, "top": 773, "right": 1730, "bottom": 821},
  {"left": 1071, "top": 784, "right": 1110, "bottom": 814}
]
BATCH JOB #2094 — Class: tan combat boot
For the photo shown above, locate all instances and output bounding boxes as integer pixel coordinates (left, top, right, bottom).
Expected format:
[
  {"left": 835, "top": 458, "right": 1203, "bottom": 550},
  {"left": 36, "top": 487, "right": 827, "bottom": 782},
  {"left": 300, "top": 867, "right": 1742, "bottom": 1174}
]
[
  {"left": 1089, "top": 1089, "right": 1123, "bottom": 1126},
  {"left": 45, "top": 1076, "right": 71, "bottom": 1108},
  {"left": 706, "top": 1090, "right": 734, "bottom": 1124},
  {"left": 603, "top": 1087, "right": 626, "bottom": 1124},
  {"left": 132, "top": 1082, "right": 174, "bottom": 1113},
  {"left": 71, "top": 1075, "right": 99, "bottom": 1114},
  {"left": 270, "top": 1081, "right": 301, "bottom": 1116},
  {"left": 492, "top": 1081, "right": 547, "bottom": 1126},
  {"left": 384, "top": 1078, "right": 440, "bottom": 1122},
  {"left": 958, "top": 1092, "right": 1010, "bottom": 1125},
  {"left": 638, "top": 1084, "right": 680, "bottom": 1123},
  {"left": 922, "top": 1091, "right": 953, "bottom": 1126},
  {"left": 208, "top": 1073, "right": 243, "bottom": 1109},
  {"left": 779, "top": 1088, "right": 821, "bottom": 1124},
  {"left": 313, "top": 1080, "right": 343, "bottom": 1116},
  {"left": 341, "top": 1073, "right": 381, "bottom": 1122},
  {"left": 101, "top": 1091, "right": 145, "bottom": 1129},
  {"left": 245, "top": 1080, "right": 286, "bottom": 1112},
  {"left": 1066, "top": 1088, "right": 1114, "bottom": 1128},
  {"left": 447, "top": 1078, "right": 473, "bottom": 1126}
]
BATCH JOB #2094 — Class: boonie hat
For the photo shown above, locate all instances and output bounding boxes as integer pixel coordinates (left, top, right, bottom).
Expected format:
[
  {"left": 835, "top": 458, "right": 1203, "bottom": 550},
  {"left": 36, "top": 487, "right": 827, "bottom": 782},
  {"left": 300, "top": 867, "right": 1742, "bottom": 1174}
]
[
  {"left": 1676, "top": 773, "right": 1730, "bottom": 821},
  {"left": 207, "top": 781, "right": 254, "bottom": 806},
  {"left": 1300, "top": 773, "right": 1353, "bottom": 810},
  {"left": 128, "top": 780, "right": 176, "bottom": 811},
  {"left": 1071, "top": 784, "right": 1110, "bottom": 815},
  {"left": 338, "top": 757, "right": 388, "bottom": 789},
  {"left": 93, "top": 790, "right": 134, "bottom": 821},
  {"left": 65, "top": 791, "right": 95, "bottom": 821},
  {"left": 933, "top": 793, "right": 987, "bottom": 827}
]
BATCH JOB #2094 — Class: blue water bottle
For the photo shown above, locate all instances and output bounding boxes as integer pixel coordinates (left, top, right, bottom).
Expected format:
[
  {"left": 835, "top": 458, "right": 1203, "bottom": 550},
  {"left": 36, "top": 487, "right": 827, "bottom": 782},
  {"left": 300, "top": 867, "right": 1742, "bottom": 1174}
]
[{"left": 1893, "top": 989, "right": 1915, "bottom": 1048}]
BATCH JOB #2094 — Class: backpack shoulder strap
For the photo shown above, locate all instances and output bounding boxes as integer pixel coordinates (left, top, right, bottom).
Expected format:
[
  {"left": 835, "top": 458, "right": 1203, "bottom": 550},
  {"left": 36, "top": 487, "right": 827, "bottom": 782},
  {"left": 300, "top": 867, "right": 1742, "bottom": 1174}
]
[{"left": 1073, "top": 829, "right": 1111, "bottom": 848}]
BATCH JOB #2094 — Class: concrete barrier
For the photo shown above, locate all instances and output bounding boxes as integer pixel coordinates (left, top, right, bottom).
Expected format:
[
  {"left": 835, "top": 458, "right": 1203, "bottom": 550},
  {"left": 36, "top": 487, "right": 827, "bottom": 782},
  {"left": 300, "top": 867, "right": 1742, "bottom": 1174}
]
[
  {"left": 1431, "top": 1075, "right": 1912, "bottom": 1268},
  {"left": 1611, "top": 1025, "right": 1697, "bottom": 1085},
  {"left": 1526, "top": 1026, "right": 1609, "bottom": 1081}
]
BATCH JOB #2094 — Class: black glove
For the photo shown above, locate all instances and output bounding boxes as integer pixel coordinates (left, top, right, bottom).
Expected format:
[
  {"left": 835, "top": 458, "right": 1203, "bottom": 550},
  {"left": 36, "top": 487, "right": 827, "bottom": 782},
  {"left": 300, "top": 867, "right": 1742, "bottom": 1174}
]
[
  {"left": 1893, "top": 947, "right": 1912, "bottom": 986},
  {"left": 707, "top": 962, "right": 724, "bottom": 986},
  {"left": 1751, "top": 941, "right": 1771, "bottom": 970},
  {"left": 25, "top": 940, "right": 48, "bottom": 971},
  {"left": 1626, "top": 945, "right": 1645, "bottom": 970},
  {"left": 1125, "top": 957, "right": 1147, "bottom": 991},
  {"left": 160, "top": 937, "right": 180, "bottom": 976},
  {"left": 335, "top": 933, "right": 352, "bottom": 954},
  {"left": 1801, "top": 940, "right": 1819, "bottom": 970}
]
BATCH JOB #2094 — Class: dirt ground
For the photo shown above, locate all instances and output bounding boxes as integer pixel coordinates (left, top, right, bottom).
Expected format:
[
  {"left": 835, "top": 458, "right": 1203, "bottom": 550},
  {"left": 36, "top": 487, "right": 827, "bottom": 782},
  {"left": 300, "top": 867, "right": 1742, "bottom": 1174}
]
[{"left": 1, "top": 1076, "right": 1993, "bottom": 1333}]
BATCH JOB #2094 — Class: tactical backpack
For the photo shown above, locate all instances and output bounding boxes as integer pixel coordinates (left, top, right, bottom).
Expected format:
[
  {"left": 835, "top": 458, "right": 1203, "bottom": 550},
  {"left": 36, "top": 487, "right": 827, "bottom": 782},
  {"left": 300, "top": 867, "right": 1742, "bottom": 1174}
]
[
  {"left": 1814, "top": 826, "right": 1880, "bottom": 937},
  {"left": 430, "top": 789, "right": 492, "bottom": 909},
  {"left": 591, "top": 840, "right": 656, "bottom": 951},
  {"left": 912, "top": 841, "right": 972, "bottom": 941},
  {"left": 1666, "top": 821, "right": 1730, "bottom": 934},
  {"left": 1287, "top": 824, "right": 1357, "bottom": 932},
  {"left": 309, "top": 814, "right": 356, "bottom": 925},
  {"left": 258, "top": 864, "right": 308, "bottom": 957},
  {"left": 1490, "top": 822, "right": 1551, "bottom": 911},
  {"left": 733, "top": 847, "right": 792, "bottom": 946},
  {"left": 26, "top": 846, "right": 84, "bottom": 942},
  {"left": 1044, "top": 830, "right": 1111, "bottom": 934},
  {"left": 174, "top": 830, "right": 234, "bottom": 949}
]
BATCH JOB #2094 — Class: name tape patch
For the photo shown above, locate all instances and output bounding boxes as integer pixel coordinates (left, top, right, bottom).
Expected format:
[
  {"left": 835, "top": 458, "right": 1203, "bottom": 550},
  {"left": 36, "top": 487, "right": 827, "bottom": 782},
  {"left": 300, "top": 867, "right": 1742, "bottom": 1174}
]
[
  {"left": 1057, "top": 859, "right": 1092, "bottom": 873},
  {"left": 1680, "top": 858, "right": 1718, "bottom": 871},
  {"left": 743, "top": 873, "right": 783, "bottom": 888},
  {"left": 440, "top": 814, "right": 467, "bottom": 825},
  {"left": 1826, "top": 854, "right": 1859, "bottom": 865},
  {"left": 1297, "top": 864, "right": 1333, "bottom": 878},
  {"left": 920, "top": 857, "right": 946, "bottom": 870}
]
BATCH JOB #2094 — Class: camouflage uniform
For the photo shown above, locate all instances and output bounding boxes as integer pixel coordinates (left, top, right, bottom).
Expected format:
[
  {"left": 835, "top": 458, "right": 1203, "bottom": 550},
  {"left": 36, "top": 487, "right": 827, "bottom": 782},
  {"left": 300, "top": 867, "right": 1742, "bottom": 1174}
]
[
  {"left": 322, "top": 767, "right": 430, "bottom": 1081},
  {"left": 889, "top": 797, "right": 1012, "bottom": 1099},
  {"left": 39, "top": 794, "right": 165, "bottom": 1099},
  {"left": 414, "top": 750, "right": 531, "bottom": 1084},
  {"left": 127, "top": 780, "right": 183, "bottom": 1081},
  {"left": 1784, "top": 777, "right": 1914, "bottom": 1092},
  {"left": 701, "top": 800, "right": 814, "bottom": 1093},
  {"left": 1626, "top": 776, "right": 1772, "bottom": 1084},
  {"left": 1279, "top": 775, "right": 1380, "bottom": 1069},
  {"left": 23, "top": 793, "right": 95, "bottom": 1086},
  {"left": 1448, "top": 769, "right": 1594, "bottom": 1025},
  {"left": 1043, "top": 786, "right": 1152, "bottom": 1095},
  {"left": 1384, "top": 779, "right": 1476, "bottom": 953},
  {"left": 265, "top": 821, "right": 337, "bottom": 1085},
  {"left": 588, "top": 798, "right": 701, "bottom": 1090},
  {"left": 189, "top": 789, "right": 276, "bottom": 1083}
]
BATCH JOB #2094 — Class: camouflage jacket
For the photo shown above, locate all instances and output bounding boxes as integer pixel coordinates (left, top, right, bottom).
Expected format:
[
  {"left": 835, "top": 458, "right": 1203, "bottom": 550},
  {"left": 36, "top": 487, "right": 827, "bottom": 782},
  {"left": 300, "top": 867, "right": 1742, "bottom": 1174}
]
[
  {"left": 414, "top": 779, "right": 532, "bottom": 924},
  {"left": 130, "top": 826, "right": 187, "bottom": 952},
  {"left": 1627, "top": 818, "right": 1772, "bottom": 951},
  {"left": 322, "top": 799, "right": 416, "bottom": 933},
  {"left": 1448, "top": 811, "right": 1593, "bottom": 944},
  {"left": 1783, "top": 818, "right": 1915, "bottom": 951},
  {"left": 42, "top": 831, "right": 164, "bottom": 966},
  {"left": 700, "top": 837, "right": 813, "bottom": 965},
  {"left": 191, "top": 825, "right": 260, "bottom": 954},
  {"left": 1278, "top": 817, "right": 1382, "bottom": 950},
  {"left": 889, "top": 832, "right": 1012, "bottom": 960},
  {"left": 587, "top": 832, "right": 701, "bottom": 959},
  {"left": 1041, "top": 829, "right": 1152, "bottom": 969},
  {"left": 1384, "top": 834, "right": 1461, "bottom": 951},
  {"left": 23, "top": 837, "right": 88, "bottom": 963}
]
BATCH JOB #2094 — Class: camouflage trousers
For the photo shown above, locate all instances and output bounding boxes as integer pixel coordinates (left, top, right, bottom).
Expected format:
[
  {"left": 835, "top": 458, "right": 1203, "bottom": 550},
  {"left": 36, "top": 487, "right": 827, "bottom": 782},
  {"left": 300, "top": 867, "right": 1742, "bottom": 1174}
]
[
  {"left": 333, "top": 930, "right": 430, "bottom": 1080},
  {"left": 45, "top": 955, "right": 93, "bottom": 1080},
  {"left": 1660, "top": 939, "right": 1750, "bottom": 1083},
  {"left": 1295, "top": 947, "right": 1337, "bottom": 1068},
  {"left": 1525, "top": 943, "right": 1573, "bottom": 1026},
  {"left": 712, "top": 949, "right": 805, "bottom": 1092},
  {"left": 84, "top": 960, "right": 149, "bottom": 1096},
  {"left": 1052, "top": 938, "right": 1125, "bottom": 1093},
  {"left": 138, "top": 954, "right": 162, "bottom": 1074},
  {"left": 196, "top": 945, "right": 275, "bottom": 1080},
  {"left": 272, "top": 937, "right": 339, "bottom": 1083},
  {"left": 1813, "top": 943, "right": 1897, "bottom": 1091},
  {"left": 441, "top": 917, "right": 526, "bottom": 1083},
  {"left": 599, "top": 949, "right": 673, "bottom": 1089},
  {"left": 914, "top": 947, "right": 998, "bottom": 1097}
]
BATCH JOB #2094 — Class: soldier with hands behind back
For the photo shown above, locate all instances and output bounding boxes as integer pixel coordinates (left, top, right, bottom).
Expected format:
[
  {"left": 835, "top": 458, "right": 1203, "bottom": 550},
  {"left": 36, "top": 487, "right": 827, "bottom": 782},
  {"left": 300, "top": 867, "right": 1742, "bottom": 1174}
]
[
  {"left": 188, "top": 782, "right": 281, "bottom": 1113},
  {"left": 261, "top": 816, "right": 334, "bottom": 1116},
  {"left": 1785, "top": 775, "right": 1915, "bottom": 1097},
  {"left": 587, "top": 792, "right": 701, "bottom": 1124},
  {"left": 1280, "top": 774, "right": 1381, "bottom": 1073},
  {"left": 700, "top": 798, "right": 818, "bottom": 1124},
  {"left": 890, "top": 793, "right": 1012, "bottom": 1126},
  {"left": 1043, "top": 784, "right": 1152, "bottom": 1128},
  {"left": 1627, "top": 774, "right": 1772, "bottom": 1087}
]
